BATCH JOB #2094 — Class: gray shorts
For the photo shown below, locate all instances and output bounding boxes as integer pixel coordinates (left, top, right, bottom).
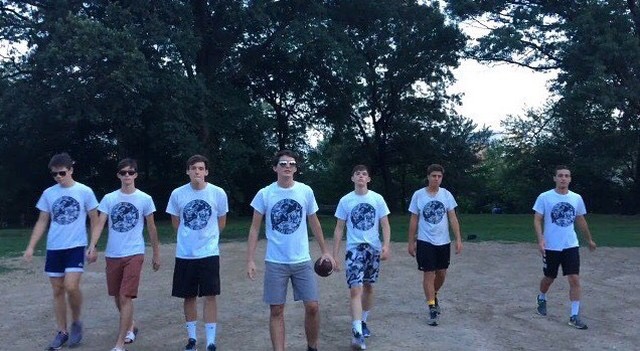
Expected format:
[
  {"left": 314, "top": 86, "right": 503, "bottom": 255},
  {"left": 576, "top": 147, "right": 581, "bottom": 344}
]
[{"left": 263, "top": 260, "right": 318, "bottom": 305}]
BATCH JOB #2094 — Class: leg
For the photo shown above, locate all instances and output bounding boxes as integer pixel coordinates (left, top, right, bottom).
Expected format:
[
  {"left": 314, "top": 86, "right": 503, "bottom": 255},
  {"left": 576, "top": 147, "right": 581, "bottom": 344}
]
[
  {"left": 361, "top": 284, "right": 374, "bottom": 312},
  {"left": 568, "top": 274, "right": 581, "bottom": 302},
  {"left": 269, "top": 304, "right": 286, "bottom": 351},
  {"left": 115, "top": 295, "right": 134, "bottom": 349},
  {"left": 350, "top": 286, "right": 364, "bottom": 322},
  {"left": 64, "top": 272, "right": 83, "bottom": 322},
  {"left": 50, "top": 277, "right": 68, "bottom": 332},
  {"left": 422, "top": 271, "right": 436, "bottom": 302},
  {"left": 184, "top": 296, "right": 198, "bottom": 322},
  {"left": 303, "top": 301, "right": 320, "bottom": 350},
  {"left": 434, "top": 269, "right": 447, "bottom": 293},
  {"left": 203, "top": 295, "right": 218, "bottom": 323},
  {"left": 539, "top": 276, "right": 555, "bottom": 294}
]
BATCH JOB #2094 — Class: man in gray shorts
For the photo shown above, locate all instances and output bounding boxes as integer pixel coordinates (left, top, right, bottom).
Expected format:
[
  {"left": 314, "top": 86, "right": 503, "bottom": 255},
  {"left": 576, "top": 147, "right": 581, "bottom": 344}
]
[{"left": 246, "top": 150, "right": 335, "bottom": 351}]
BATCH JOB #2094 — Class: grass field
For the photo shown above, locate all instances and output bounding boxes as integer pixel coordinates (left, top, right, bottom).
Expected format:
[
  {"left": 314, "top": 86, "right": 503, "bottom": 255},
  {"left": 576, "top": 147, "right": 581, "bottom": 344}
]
[{"left": 1, "top": 214, "right": 639, "bottom": 259}]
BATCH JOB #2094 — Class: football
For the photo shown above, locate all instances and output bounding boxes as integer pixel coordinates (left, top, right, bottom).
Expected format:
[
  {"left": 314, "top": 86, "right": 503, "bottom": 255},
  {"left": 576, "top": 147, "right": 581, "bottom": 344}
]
[{"left": 314, "top": 257, "right": 333, "bottom": 277}]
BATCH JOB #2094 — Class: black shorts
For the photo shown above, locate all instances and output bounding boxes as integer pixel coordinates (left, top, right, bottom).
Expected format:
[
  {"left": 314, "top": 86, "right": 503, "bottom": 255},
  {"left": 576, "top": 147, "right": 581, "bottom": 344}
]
[
  {"left": 172, "top": 256, "right": 220, "bottom": 298},
  {"left": 416, "top": 241, "right": 450, "bottom": 272},
  {"left": 543, "top": 247, "right": 580, "bottom": 279}
]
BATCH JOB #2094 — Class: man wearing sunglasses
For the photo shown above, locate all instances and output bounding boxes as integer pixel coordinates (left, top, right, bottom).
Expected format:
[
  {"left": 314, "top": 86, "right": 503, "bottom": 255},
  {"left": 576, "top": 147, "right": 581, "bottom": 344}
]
[
  {"left": 247, "top": 149, "right": 335, "bottom": 351},
  {"left": 86, "top": 158, "right": 160, "bottom": 351},
  {"left": 23, "top": 152, "right": 99, "bottom": 350}
]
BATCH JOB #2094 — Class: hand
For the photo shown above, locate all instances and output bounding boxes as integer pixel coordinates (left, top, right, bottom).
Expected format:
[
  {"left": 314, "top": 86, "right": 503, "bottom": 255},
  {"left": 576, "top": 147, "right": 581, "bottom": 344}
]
[
  {"left": 381, "top": 244, "right": 391, "bottom": 261},
  {"left": 152, "top": 253, "right": 161, "bottom": 271},
  {"left": 407, "top": 241, "right": 416, "bottom": 257},
  {"left": 247, "top": 260, "right": 257, "bottom": 280},
  {"left": 588, "top": 240, "right": 597, "bottom": 252},
  {"left": 320, "top": 252, "right": 336, "bottom": 270},
  {"left": 23, "top": 247, "right": 34, "bottom": 263},
  {"left": 332, "top": 254, "right": 342, "bottom": 272},
  {"left": 85, "top": 246, "right": 98, "bottom": 264},
  {"left": 538, "top": 240, "right": 546, "bottom": 256},
  {"left": 455, "top": 239, "right": 463, "bottom": 254}
]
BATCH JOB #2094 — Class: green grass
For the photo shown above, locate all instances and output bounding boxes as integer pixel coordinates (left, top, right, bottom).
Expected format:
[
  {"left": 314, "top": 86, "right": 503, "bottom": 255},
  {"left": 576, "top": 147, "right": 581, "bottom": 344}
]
[{"left": 2, "top": 214, "right": 639, "bottom": 259}]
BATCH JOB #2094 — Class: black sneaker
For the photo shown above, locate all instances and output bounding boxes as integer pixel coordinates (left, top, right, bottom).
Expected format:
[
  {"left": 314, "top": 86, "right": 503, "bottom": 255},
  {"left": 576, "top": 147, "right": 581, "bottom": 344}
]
[
  {"left": 568, "top": 315, "right": 588, "bottom": 329},
  {"left": 185, "top": 338, "right": 197, "bottom": 351},
  {"left": 427, "top": 306, "right": 439, "bottom": 326},
  {"left": 536, "top": 295, "right": 547, "bottom": 316},
  {"left": 361, "top": 321, "right": 370, "bottom": 338}
]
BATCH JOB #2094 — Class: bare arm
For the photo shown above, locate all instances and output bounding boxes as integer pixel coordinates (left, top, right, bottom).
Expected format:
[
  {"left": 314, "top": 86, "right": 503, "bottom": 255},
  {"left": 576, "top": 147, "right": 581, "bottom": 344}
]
[
  {"left": 145, "top": 213, "right": 161, "bottom": 271},
  {"left": 332, "top": 219, "right": 346, "bottom": 271},
  {"left": 23, "top": 211, "right": 50, "bottom": 262},
  {"left": 533, "top": 212, "right": 545, "bottom": 255},
  {"left": 246, "top": 210, "right": 264, "bottom": 280},
  {"left": 575, "top": 215, "right": 596, "bottom": 251},
  {"left": 308, "top": 213, "right": 336, "bottom": 266},
  {"left": 218, "top": 214, "right": 227, "bottom": 233},
  {"left": 171, "top": 215, "right": 180, "bottom": 231},
  {"left": 448, "top": 209, "right": 463, "bottom": 254},
  {"left": 380, "top": 215, "right": 391, "bottom": 260},
  {"left": 407, "top": 213, "right": 418, "bottom": 257},
  {"left": 86, "top": 211, "right": 108, "bottom": 263}
]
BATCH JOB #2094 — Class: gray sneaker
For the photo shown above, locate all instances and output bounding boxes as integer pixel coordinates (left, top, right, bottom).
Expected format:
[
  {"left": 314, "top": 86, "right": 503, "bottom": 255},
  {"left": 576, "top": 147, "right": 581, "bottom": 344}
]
[
  {"left": 427, "top": 306, "right": 439, "bottom": 326},
  {"left": 568, "top": 315, "right": 588, "bottom": 329},
  {"left": 536, "top": 295, "right": 547, "bottom": 316},
  {"left": 46, "top": 331, "right": 68, "bottom": 350},
  {"left": 68, "top": 321, "right": 83, "bottom": 347},
  {"left": 351, "top": 329, "right": 367, "bottom": 350}
]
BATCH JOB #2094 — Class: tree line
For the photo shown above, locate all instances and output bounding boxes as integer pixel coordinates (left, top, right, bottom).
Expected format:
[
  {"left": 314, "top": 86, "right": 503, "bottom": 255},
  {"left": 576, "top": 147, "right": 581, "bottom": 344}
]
[{"left": 1, "top": 1, "right": 638, "bottom": 226}]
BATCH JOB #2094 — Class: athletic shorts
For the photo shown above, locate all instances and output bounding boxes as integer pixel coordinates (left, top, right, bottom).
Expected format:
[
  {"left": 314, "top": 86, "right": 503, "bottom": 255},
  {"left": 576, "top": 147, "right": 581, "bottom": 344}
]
[
  {"left": 45, "top": 246, "right": 85, "bottom": 277},
  {"left": 543, "top": 247, "right": 580, "bottom": 278},
  {"left": 345, "top": 243, "right": 381, "bottom": 288},
  {"left": 172, "top": 256, "right": 220, "bottom": 298},
  {"left": 263, "top": 261, "right": 318, "bottom": 305},
  {"left": 106, "top": 254, "right": 144, "bottom": 298},
  {"left": 416, "top": 240, "right": 450, "bottom": 272}
]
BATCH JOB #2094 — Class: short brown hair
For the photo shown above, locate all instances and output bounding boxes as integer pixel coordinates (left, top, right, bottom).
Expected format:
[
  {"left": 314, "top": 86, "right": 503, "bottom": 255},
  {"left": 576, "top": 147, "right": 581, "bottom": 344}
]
[
  {"left": 117, "top": 158, "right": 137, "bottom": 171},
  {"left": 352, "top": 164, "right": 369, "bottom": 174},
  {"left": 555, "top": 165, "right": 570, "bottom": 174},
  {"left": 187, "top": 154, "right": 209, "bottom": 169},
  {"left": 272, "top": 149, "right": 299, "bottom": 166},
  {"left": 48, "top": 153, "right": 74, "bottom": 169},
  {"left": 427, "top": 164, "right": 444, "bottom": 175}
]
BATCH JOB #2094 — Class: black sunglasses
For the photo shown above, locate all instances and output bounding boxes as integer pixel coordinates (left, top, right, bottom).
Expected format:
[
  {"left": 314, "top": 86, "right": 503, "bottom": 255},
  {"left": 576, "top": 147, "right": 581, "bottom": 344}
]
[
  {"left": 50, "top": 171, "right": 67, "bottom": 177},
  {"left": 278, "top": 161, "right": 297, "bottom": 167},
  {"left": 118, "top": 170, "right": 137, "bottom": 176}
]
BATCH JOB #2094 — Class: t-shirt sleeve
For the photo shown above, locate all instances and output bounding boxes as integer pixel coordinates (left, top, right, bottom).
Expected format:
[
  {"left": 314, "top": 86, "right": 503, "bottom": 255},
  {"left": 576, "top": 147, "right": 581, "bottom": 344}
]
[
  {"left": 408, "top": 192, "right": 419, "bottom": 214},
  {"left": 378, "top": 195, "right": 391, "bottom": 218},
  {"left": 166, "top": 191, "right": 179, "bottom": 216},
  {"left": 532, "top": 194, "right": 544, "bottom": 214},
  {"left": 97, "top": 194, "right": 111, "bottom": 214},
  {"left": 217, "top": 188, "right": 229, "bottom": 217},
  {"left": 446, "top": 191, "right": 458, "bottom": 211},
  {"left": 35, "top": 192, "right": 49, "bottom": 212},
  {"left": 335, "top": 198, "right": 347, "bottom": 220},
  {"left": 144, "top": 195, "right": 156, "bottom": 217},
  {"left": 575, "top": 195, "right": 587, "bottom": 216},
  {"left": 306, "top": 187, "right": 319, "bottom": 215},
  {"left": 85, "top": 188, "right": 99, "bottom": 211},
  {"left": 250, "top": 189, "right": 266, "bottom": 215}
]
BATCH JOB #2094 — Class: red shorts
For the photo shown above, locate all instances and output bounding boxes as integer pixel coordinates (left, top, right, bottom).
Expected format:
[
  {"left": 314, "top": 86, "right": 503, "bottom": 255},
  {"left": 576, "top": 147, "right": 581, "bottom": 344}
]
[{"left": 106, "top": 254, "right": 144, "bottom": 298}]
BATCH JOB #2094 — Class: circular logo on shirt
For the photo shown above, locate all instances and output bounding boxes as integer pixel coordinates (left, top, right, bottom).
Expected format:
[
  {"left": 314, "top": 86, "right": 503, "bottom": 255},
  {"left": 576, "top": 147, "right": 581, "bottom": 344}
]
[
  {"left": 183, "top": 199, "right": 212, "bottom": 230},
  {"left": 350, "top": 203, "right": 376, "bottom": 231},
  {"left": 110, "top": 202, "right": 139, "bottom": 233},
  {"left": 271, "top": 199, "right": 303, "bottom": 234},
  {"left": 551, "top": 202, "right": 576, "bottom": 227},
  {"left": 422, "top": 200, "right": 446, "bottom": 224},
  {"left": 51, "top": 196, "right": 81, "bottom": 225}
]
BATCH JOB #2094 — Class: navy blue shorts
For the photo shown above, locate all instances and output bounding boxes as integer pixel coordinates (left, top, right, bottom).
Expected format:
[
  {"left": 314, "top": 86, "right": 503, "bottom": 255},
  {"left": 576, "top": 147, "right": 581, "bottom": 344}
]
[{"left": 45, "top": 246, "right": 86, "bottom": 277}]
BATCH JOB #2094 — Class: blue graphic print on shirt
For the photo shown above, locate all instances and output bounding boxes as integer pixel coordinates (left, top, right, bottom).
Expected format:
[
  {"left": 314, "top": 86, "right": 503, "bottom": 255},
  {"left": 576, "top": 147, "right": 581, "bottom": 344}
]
[
  {"left": 183, "top": 199, "right": 212, "bottom": 230},
  {"left": 351, "top": 203, "right": 376, "bottom": 231},
  {"left": 52, "top": 196, "right": 81, "bottom": 225},
  {"left": 551, "top": 202, "right": 575, "bottom": 227},
  {"left": 271, "top": 198, "right": 303, "bottom": 234},
  {"left": 422, "top": 200, "right": 446, "bottom": 224},
  {"left": 110, "top": 202, "right": 139, "bottom": 232}
]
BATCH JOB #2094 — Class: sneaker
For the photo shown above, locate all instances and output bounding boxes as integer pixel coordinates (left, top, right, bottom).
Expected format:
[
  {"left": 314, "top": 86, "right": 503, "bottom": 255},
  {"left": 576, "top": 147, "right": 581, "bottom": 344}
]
[
  {"left": 568, "top": 315, "right": 588, "bottom": 329},
  {"left": 68, "top": 321, "right": 83, "bottom": 347},
  {"left": 536, "top": 295, "right": 547, "bottom": 316},
  {"left": 361, "top": 321, "right": 370, "bottom": 338},
  {"left": 206, "top": 344, "right": 216, "bottom": 351},
  {"left": 351, "top": 329, "right": 367, "bottom": 350},
  {"left": 185, "top": 338, "right": 197, "bottom": 351},
  {"left": 307, "top": 347, "right": 318, "bottom": 351},
  {"left": 46, "top": 331, "right": 68, "bottom": 350},
  {"left": 427, "top": 306, "right": 439, "bottom": 326}
]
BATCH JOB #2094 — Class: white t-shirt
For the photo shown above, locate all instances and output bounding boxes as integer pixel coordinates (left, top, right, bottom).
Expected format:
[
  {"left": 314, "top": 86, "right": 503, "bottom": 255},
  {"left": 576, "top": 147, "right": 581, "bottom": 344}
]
[
  {"left": 532, "top": 189, "right": 587, "bottom": 251},
  {"left": 335, "top": 190, "right": 390, "bottom": 250},
  {"left": 36, "top": 182, "right": 99, "bottom": 250},
  {"left": 250, "top": 181, "right": 319, "bottom": 264},
  {"left": 408, "top": 187, "right": 458, "bottom": 245},
  {"left": 166, "top": 183, "right": 228, "bottom": 259},
  {"left": 98, "top": 189, "right": 156, "bottom": 258}
]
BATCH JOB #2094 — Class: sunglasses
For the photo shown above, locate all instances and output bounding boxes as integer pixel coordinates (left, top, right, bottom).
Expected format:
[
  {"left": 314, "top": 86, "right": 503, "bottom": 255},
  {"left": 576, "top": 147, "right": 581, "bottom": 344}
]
[
  {"left": 278, "top": 160, "right": 297, "bottom": 167},
  {"left": 118, "top": 170, "right": 137, "bottom": 176},
  {"left": 50, "top": 171, "right": 67, "bottom": 177}
]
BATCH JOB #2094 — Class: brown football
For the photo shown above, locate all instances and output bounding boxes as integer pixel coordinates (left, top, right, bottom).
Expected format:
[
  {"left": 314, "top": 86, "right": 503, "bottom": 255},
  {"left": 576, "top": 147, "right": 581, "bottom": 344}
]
[{"left": 314, "top": 257, "right": 333, "bottom": 277}]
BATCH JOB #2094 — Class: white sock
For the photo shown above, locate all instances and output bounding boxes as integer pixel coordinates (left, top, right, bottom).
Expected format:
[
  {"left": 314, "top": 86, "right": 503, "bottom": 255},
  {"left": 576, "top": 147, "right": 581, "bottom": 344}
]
[
  {"left": 186, "top": 321, "right": 197, "bottom": 340},
  {"left": 362, "top": 310, "right": 370, "bottom": 322},
  {"left": 352, "top": 320, "right": 362, "bottom": 335},
  {"left": 571, "top": 301, "right": 580, "bottom": 316},
  {"left": 205, "top": 323, "right": 217, "bottom": 346}
]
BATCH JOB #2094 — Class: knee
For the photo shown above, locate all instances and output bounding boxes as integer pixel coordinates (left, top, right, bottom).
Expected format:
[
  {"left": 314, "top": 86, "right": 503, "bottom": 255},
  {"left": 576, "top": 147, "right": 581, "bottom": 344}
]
[
  {"left": 304, "top": 302, "right": 319, "bottom": 316},
  {"left": 567, "top": 275, "right": 581, "bottom": 287},
  {"left": 270, "top": 305, "right": 285, "bottom": 319},
  {"left": 350, "top": 286, "right": 364, "bottom": 299}
]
